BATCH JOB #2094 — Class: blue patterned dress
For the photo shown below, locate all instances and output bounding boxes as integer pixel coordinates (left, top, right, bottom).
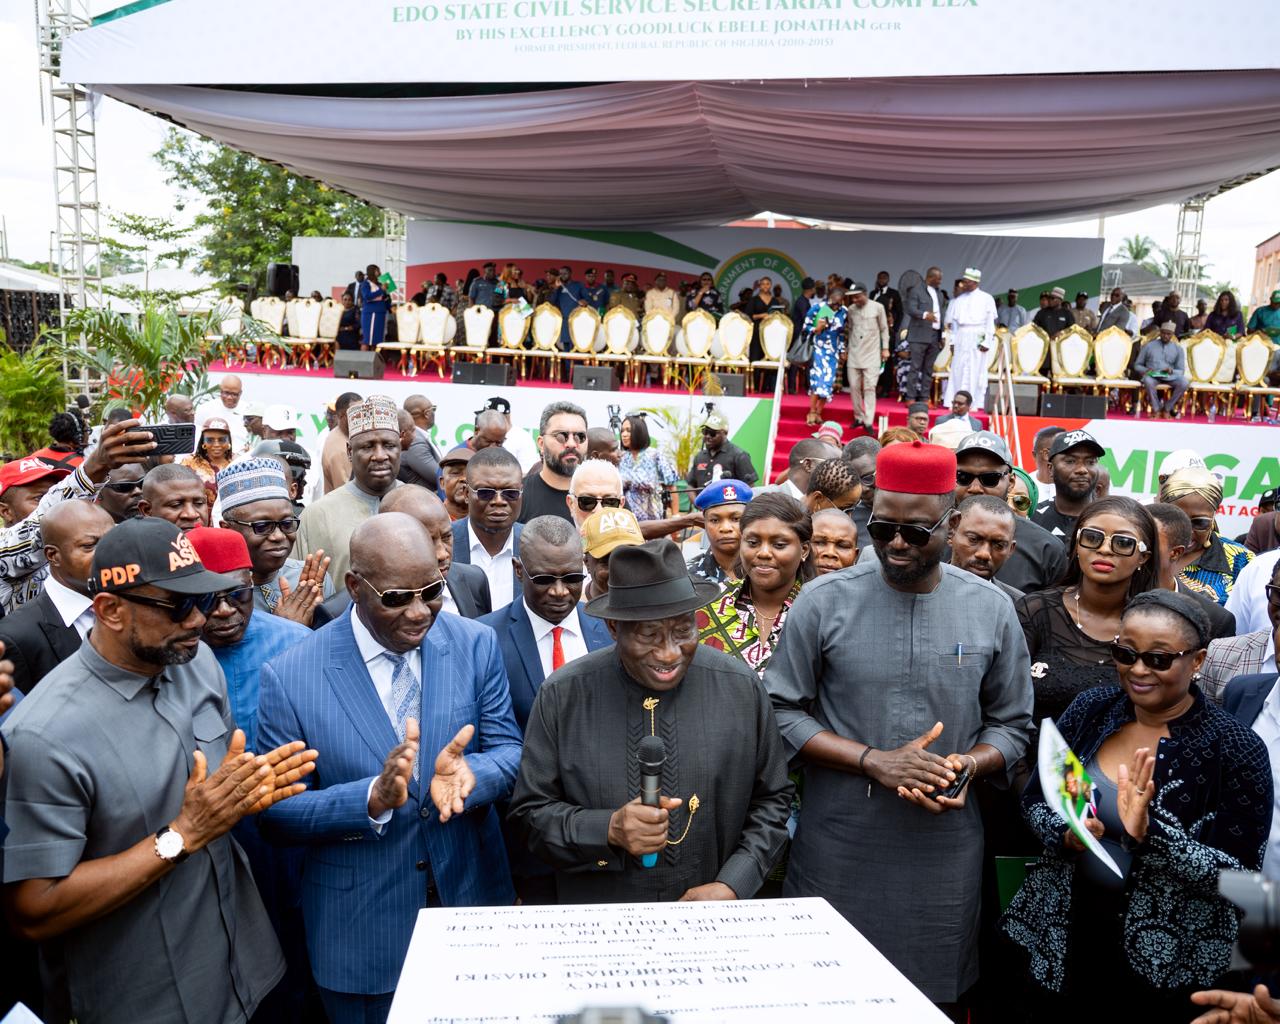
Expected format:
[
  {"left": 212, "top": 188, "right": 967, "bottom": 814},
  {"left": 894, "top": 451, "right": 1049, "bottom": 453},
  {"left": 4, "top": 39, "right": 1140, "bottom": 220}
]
[
  {"left": 804, "top": 304, "right": 848, "bottom": 400},
  {"left": 619, "top": 448, "right": 678, "bottom": 521}
]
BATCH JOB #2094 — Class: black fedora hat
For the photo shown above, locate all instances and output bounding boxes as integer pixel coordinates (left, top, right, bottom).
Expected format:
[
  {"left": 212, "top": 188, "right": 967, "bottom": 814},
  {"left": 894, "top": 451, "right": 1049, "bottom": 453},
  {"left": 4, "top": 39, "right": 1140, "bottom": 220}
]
[{"left": 584, "top": 540, "right": 719, "bottom": 621}]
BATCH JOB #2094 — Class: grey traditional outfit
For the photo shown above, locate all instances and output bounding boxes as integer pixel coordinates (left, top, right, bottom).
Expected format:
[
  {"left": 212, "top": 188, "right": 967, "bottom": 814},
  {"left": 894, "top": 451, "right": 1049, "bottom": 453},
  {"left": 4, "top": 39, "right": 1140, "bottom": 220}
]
[
  {"left": 764, "top": 562, "right": 1033, "bottom": 1002},
  {"left": 509, "top": 645, "right": 792, "bottom": 902},
  {"left": 292, "top": 479, "right": 400, "bottom": 589}
]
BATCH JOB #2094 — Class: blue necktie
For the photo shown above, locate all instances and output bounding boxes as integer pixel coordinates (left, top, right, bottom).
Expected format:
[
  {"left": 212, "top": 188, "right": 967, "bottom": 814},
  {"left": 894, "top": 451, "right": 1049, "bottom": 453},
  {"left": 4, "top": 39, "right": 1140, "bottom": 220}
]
[{"left": 384, "top": 651, "right": 421, "bottom": 780}]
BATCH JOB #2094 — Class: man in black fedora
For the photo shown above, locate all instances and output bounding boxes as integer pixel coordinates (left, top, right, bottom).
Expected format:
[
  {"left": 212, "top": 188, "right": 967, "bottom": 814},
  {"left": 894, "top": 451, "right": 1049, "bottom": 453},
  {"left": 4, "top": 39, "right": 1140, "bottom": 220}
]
[{"left": 508, "top": 540, "right": 791, "bottom": 904}]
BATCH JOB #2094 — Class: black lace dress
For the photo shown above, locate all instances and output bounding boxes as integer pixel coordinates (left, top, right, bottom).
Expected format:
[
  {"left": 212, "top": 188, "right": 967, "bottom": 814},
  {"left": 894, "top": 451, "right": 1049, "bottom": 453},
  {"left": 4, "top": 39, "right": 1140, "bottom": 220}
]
[{"left": 1015, "top": 587, "right": 1119, "bottom": 728}]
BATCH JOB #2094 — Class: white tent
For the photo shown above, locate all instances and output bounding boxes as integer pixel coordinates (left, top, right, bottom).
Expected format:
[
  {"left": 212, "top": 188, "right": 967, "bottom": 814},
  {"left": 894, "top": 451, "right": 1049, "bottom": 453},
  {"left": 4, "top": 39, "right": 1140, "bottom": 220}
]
[{"left": 0, "top": 263, "right": 61, "bottom": 294}]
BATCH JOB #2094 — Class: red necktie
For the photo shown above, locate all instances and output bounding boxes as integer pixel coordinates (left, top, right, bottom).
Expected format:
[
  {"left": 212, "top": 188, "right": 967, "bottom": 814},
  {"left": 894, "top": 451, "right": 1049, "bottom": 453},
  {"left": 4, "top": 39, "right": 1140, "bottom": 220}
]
[{"left": 551, "top": 626, "right": 566, "bottom": 671}]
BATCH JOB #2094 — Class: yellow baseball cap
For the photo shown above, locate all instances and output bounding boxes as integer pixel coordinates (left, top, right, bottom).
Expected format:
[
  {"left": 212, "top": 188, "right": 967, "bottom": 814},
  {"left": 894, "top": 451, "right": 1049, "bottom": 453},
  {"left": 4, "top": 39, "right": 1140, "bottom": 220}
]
[{"left": 580, "top": 506, "right": 645, "bottom": 558}]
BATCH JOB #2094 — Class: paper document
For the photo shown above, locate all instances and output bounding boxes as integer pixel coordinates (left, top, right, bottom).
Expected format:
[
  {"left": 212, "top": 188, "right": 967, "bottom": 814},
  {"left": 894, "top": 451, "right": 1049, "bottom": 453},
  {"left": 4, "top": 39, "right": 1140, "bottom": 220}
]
[{"left": 1037, "top": 718, "right": 1123, "bottom": 878}]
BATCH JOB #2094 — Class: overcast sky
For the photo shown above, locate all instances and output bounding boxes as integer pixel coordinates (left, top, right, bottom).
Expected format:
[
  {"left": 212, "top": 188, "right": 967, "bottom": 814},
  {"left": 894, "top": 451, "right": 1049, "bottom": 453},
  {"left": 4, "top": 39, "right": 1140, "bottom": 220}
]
[{"left": 3, "top": 0, "right": 1277, "bottom": 300}]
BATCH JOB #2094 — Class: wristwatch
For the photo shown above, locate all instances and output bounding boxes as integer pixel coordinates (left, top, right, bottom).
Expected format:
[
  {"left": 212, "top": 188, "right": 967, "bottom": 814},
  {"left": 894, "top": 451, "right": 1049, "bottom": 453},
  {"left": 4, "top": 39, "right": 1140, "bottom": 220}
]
[{"left": 154, "top": 826, "right": 190, "bottom": 864}]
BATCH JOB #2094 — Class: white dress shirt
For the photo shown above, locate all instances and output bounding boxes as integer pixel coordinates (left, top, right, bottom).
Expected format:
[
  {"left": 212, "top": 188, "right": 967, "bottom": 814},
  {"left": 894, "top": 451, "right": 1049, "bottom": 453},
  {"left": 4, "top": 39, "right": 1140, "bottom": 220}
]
[
  {"left": 524, "top": 601, "right": 589, "bottom": 677},
  {"left": 927, "top": 285, "right": 941, "bottom": 331},
  {"left": 1253, "top": 680, "right": 1280, "bottom": 881},
  {"left": 1227, "top": 549, "right": 1280, "bottom": 636},
  {"left": 42, "top": 575, "right": 94, "bottom": 639},
  {"left": 438, "top": 578, "right": 459, "bottom": 617},
  {"left": 350, "top": 607, "right": 423, "bottom": 829},
  {"left": 468, "top": 520, "right": 515, "bottom": 609}
]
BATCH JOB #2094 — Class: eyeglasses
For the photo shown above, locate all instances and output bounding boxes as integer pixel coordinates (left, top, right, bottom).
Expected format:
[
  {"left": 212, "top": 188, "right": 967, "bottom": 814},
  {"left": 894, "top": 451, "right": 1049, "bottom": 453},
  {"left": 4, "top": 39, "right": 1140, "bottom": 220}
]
[
  {"left": 816, "top": 494, "right": 859, "bottom": 514},
  {"left": 213, "top": 586, "right": 255, "bottom": 608},
  {"left": 547, "top": 431, "right": 587, "bottom": 445},
  {"left": 1188, "top": 516, "right": 1215, "bottom": 532},
  {"left": 469, "top": 487, "right": 522, "bottom": 503},
  {"left": 117, "top": 590, "right": 218, "bottom": 622},
  {"left": 1266, "top": 583, "right": 1280, "bottom": 604},
  {"left": 527, "top": 572, "right": 588, "bottom": 587},
  {"left": 573, "top": 495, "right": 622, "bottom": 512},
  {"left": 858, "top": 471, "right": 876, "bottom": 487},
  {"left": 1009, "top": 493, "right": 1032, "bottom": 513},
  {"left": 1110, "top": 642, "right": 1192, "bottom": 671},
  {"left": 1075, "top": 526, "right": 1146, "bottom": 557},
  {"left": 224, "top": 515, "right": 301, "bottom": 536},
  {"left": 956, "top": 469, "right": 1009, "bottom": 488},
  {"left": 103, "top": 480, "right": 143, "bottom": 494},
  {"left": 356, "top": 573, "right": 446, "bottom": 609},
  {"left": 866, "top": 510, "right": 952, "bottom": 548}
]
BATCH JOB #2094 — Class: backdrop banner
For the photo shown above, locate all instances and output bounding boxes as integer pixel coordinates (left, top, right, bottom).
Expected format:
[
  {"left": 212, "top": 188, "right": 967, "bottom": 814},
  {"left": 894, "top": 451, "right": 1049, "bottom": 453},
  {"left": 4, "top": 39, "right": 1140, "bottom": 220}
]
[
  {"left": 206, "top": 369, "right": 773, "bottom": 484},
  {"left": 407, "top": 222, "right": 1105, "bottom": 306}
]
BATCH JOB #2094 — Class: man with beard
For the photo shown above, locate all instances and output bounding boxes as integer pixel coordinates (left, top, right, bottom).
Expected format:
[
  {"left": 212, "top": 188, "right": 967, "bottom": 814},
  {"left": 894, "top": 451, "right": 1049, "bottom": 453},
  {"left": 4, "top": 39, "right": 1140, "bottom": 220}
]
[
  {"left": 686, "top": 409, "right": 758, "bottom": 491},
  {"left": 765, "top": 440, "right": 1032, "bottom": 1019},
  {"left": 519, "top": 402, "right": 588, "bottom": 523},
  {"left": 948, "top": 495, "right": 1021, "bottom": 601},
  {"left": 0, "top": 517, "right": 316, "bottom": 1024},
  {"left": 97, "top": 465, "right": 145, "bottom": 523},
  {"left": 294, "top": 396, "right": 402, "bottom": 589},
  {"left": 1031, "top": 429, "right": 1104, "bottom": 540}
]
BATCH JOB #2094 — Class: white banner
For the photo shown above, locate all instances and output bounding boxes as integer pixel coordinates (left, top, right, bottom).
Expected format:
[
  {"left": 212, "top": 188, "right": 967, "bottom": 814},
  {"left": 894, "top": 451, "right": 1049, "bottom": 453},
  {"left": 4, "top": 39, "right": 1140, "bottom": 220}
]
[
  {"left": 71, "top": 0, "right": 1280, "bottom": 84},
  {"left": 387, "top": 898, "right": 947, "bottom": 1023}
]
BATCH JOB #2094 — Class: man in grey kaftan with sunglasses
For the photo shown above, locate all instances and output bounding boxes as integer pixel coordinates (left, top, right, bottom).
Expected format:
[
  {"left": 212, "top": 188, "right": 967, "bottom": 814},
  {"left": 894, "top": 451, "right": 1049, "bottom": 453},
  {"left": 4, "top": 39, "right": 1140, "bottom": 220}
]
[
  {"left": 764, "top": 441, "right": 1032, "bottom": 1019},
  {"left": 257, "top": 512, "right": 523, "bottom": 1024}
]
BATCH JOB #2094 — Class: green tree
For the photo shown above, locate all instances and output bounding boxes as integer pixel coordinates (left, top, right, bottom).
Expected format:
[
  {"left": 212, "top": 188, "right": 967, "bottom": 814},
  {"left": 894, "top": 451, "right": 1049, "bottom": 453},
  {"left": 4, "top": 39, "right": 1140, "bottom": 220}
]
[
  {"left": 99, "top": 210, "right": 206, "bottom": 306},
  {"left": 153, "top": 129, "right": 382, "bottom": 295},
  {"left": 0, "top": 342, "right": 69, "bottom": 459},
  {"left": 1110, "top": 234, "right": 1157, "bottom": 266}
]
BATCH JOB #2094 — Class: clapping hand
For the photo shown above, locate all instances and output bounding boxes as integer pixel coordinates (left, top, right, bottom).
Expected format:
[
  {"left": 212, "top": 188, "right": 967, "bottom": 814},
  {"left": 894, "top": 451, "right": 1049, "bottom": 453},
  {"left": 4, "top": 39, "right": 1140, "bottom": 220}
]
[
  {"left": 1117, "top": 747, "right": 1157, "bottom": 843},
  {"left": 275, "top": 549, "right": 330, "bottom": 626},
  {"left": 368, "top": 718, "right": 419, "bottom": 819},
  {"left": 1190, "top": 984, "right": 1280, "bottom": 1023},
  {"left": 431, "top": 724, "right": 477, "bottom": 823}
]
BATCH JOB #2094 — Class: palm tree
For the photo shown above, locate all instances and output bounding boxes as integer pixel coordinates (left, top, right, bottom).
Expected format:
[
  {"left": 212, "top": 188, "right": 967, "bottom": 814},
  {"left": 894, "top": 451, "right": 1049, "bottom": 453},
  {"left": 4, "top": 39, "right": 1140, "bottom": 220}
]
[
  {"left": 1110, "top": 235, "right": 1157, "bottom": 265},
  {"left": 0, "top": 340, "right": 68, "bottom": 459}
]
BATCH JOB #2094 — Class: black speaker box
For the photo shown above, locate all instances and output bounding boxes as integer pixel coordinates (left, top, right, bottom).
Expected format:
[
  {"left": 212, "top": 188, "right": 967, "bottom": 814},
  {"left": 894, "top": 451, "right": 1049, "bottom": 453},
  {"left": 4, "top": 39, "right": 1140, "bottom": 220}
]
[
  {"left": 709, "top": 372, "right": 746, "bottom": 397},
  {"left": 1012, "top": 384, "right": 1040, "bottom": 417},
  {"left": 571, "top": 366, "right": 619, "bottom": 391},
  {"left": 266, "top": 262, "right": 300, "bottom": 298},
  {"left": 333, "top": 350, "right": 385, "bottom": 380},
  {"left": 1039, "top": 393, "right": 1108, "bottom": 419},
  {"left": 452, "top": 362, "right": 514, "bottom": 386}
]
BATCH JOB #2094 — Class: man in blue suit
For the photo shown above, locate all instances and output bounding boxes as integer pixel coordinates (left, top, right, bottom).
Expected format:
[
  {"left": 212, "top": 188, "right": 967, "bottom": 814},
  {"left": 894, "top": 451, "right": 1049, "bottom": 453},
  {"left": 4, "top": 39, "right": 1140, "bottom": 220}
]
[
  {"left": 257, "top": 512, "right": 523, "bottom": 1023},
  {"left": 451, "top": 446, "right": 523, "bottom": 611}
]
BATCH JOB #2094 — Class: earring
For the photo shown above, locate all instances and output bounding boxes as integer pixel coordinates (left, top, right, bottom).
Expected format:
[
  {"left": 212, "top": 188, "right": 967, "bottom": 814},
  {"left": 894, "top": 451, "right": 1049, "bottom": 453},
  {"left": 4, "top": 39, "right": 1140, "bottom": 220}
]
[{"left": 1193, "top": 672, "right": 1202, "bottom": 681}]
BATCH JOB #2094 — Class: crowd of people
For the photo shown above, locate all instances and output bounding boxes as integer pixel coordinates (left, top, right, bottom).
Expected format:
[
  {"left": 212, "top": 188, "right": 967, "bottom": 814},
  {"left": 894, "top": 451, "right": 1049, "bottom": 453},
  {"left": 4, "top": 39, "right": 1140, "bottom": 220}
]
[{"left": 3, "top": 375, "right": 1280, "bottom": 1024}]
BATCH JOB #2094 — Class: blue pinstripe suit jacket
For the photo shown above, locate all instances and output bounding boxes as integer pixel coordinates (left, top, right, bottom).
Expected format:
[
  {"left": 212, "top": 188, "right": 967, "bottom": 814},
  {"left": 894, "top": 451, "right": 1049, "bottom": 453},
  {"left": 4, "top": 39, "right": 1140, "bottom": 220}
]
[{"left": 256, "top": 608, "right": 522, "bottom": 995}]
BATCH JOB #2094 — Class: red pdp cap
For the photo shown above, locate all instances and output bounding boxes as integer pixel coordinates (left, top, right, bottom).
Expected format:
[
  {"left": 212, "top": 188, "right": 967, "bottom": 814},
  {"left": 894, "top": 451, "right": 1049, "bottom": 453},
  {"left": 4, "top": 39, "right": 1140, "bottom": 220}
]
[
  {"left": 876, "top": 440, "right": 957, "bottom": 495},
  {"left": 186, "top": 526, "right": 252, "bottom": 574},
  {"left": 0, "top": 456, "right": 72, "bottom": 498}
]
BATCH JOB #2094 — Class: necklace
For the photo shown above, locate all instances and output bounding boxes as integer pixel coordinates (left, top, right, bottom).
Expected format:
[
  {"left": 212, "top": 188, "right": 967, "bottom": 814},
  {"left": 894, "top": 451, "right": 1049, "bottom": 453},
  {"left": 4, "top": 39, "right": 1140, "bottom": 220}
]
[{"left": 1070, "top": 588, "right": 1113, "bottom": 664}]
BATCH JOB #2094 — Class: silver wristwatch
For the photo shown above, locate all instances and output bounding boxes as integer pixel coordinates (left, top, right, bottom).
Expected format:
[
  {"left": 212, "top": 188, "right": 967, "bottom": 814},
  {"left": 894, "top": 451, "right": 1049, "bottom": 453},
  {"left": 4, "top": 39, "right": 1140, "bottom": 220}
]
[{"left": 154, "top": 826, "right": 189, "bottom": 864}]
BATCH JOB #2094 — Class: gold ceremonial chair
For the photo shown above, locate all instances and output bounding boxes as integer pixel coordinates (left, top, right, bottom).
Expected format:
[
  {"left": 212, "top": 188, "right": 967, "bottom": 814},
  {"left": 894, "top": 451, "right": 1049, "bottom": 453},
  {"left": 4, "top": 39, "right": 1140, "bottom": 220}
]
[
  {"left": 526, "top": 304, "right": 562, "bottom": 381},
  {"left": 315, "top": 298, "right": 341, "bottom": 368},
  {"left": 1183, "top": 330, "right": 1232, "bottom": 417},
  {"left": 633, "top": 311, "right": 675, "bottom": 387},
  {"left": 1050, "top": 325, "right": 1095, "bottom": 392},
  {"left": 453, "top": 305, "right": 495, "bottom": 364},
  {"left": 249, "top": 296, "right": 286, "bottom": 368},
  {"left": 930, "top": 332, "right": 953, "bottom": 405},
  {"left": 752, "top": 311, "right": 793, "bottom": 392},
  {"left": 415, "top": 301, "right": 454, "bottom": 378},
  {"left": 597, "top": 306, "right": 638, "bottom": 382},
  {"left": 1008, "top": 324, "right": 1051, "bottom": 397},
  {"left": 713, "top": 310, "right": 753, "bottom": 387},
  {"left": 1234, "top": 332, "right": 1280, "bottom": 421},
  {"left": 214, "top": 297, "right": 250, "bottom": 365},
  {"left": 986, "top": 327, "right": 1010, "bottom": 387},
  {"left": 494, "top": 304, "right": 533, "bottom": 377},
  {"left": 672, "top": 309, "right": 717, "bottom": 389},
  {"left": 378, "top": 303, "right": 422, "bottom": 375},
  {"left": 1091, "top": 327, "right": 1139, "bottom": 413},
  {"left": 282, "top": 298, "right": 323, "bottom": 370},
  {"left": 560, "top": 308, "right": 601, "bottom": 381}
]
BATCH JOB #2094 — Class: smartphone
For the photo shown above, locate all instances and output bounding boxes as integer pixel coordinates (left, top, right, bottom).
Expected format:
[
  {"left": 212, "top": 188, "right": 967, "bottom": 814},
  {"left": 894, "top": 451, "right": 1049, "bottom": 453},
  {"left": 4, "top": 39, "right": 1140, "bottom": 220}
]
[
  {"left": 145, "top": 422, "right": 196, "bottom": 456},
  {"left": 936, "top": 767, "right": 972, "bottom": 803}
]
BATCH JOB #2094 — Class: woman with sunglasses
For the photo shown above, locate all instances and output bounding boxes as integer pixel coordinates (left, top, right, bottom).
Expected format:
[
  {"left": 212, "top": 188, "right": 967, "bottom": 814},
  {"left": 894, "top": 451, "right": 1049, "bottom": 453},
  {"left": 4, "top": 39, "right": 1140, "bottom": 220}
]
[
  {"left": 1008, "top": 467, "right": 1038, "bottom": 519},
  {"left": 695, "top": 493, "right": 813, "bottom": 678},
  {"left": 1001, "top": 590, "right": 1270, "bottom": 1020},
  {"left": 618, "top": 414, "right": 679, "bottom": 522},
  {"left": 182, "top": 416, "right": 234, "bottom": 485},
  {"left": 1015, "top": 498, "right": 1160, "bottom": 736},
  {"left": 801, "top": 458, "right": 862, "bottom": 518},
  {"left": 1160, "top": 467, "right": 1253, "bottom": 606}
]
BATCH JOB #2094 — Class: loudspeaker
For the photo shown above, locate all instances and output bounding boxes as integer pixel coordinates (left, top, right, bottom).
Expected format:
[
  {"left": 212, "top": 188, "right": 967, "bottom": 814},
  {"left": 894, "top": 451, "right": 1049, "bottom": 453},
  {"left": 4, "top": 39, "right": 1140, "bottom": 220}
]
[
  {"left": 333, "top": 350, "right": 385, "bottom": 379},
  {"left": 572, "top": 366, "right": 619, "bottom": 391},
  {"left": 1039, "top": 393, "right": 1108, "bottom": 419},
  {"left": 1012, "top": 384, "right": 1040, "bottom": 416},
  {"left": 266, "top": 262, "right": 300, "bottom": 298},
  {"left": 708, "top": 372, "right": 746, "bottom": 397},
  {"left": 452, "top": 362, "right": 514, "bottom": 386}
]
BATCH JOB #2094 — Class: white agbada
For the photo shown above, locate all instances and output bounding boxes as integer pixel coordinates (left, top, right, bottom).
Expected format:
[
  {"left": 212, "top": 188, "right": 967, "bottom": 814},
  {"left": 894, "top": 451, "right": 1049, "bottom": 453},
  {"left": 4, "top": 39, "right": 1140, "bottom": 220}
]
[{"left": 944, "top": 286, "right": 997, "bottom": 409}]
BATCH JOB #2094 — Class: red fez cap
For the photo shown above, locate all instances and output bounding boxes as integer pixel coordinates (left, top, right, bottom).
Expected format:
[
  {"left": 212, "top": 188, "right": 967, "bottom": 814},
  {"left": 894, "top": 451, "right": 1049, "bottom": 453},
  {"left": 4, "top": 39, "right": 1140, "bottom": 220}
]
[
  {"left": 876, "top": 440, "right": 957, "bottom": 495},
  {"left": 186, "top": 526, "right": 252, "bottom": 574}
]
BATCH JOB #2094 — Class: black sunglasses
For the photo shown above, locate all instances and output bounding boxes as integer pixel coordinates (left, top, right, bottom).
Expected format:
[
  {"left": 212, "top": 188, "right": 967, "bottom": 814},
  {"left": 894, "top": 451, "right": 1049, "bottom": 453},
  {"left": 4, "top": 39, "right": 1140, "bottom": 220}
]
[
  {"left": 1266, "top": 583, "right": 1280, "bottom": 603},
  {"left": 866, "top": 510, "right": 951, "bottom": 547},
  {"left": 1188, "top": 516, "right": 1215, "bottom": 532},
  {"left": 469, "top": 487, "right": 522, "bottom": 503},
  {"left": 1110, "top": 642, "right": 1192, "bottom": 671},
  {"left": 956, "top": 469, "right": 1009, "bottom": 488},
  {"left": 356, "top": 574, "right": 446, "bottom": 609},
  {"left": 527, "top": 572, "right": 588, "bottom": 587},
  {"left": 118, "top": 590, "right": 218, "bottom": 622},
  {"left": 103, "top": 480, "right": 143, "bottom": 494},
  {"left": 225, "top": 515, "right": 301, "bottom": 536},
  {"left": 213, "top": 586, "right": 255, "bottom": 607},
  {"left": 547, "top": 431, "right": 588, "bottom": 445},
  {"left": 1076, "top": 526, "right": 1146, "bottom": 557},
  {"left": 574, "top": 495, "right": 622, "bottom": 512}
]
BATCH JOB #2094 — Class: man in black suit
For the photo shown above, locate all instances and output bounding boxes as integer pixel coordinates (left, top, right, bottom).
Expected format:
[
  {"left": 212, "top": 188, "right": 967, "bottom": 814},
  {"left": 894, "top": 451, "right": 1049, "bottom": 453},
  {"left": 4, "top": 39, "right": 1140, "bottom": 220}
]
[
  {"left": 0, "top": 499, "right": 114, "bottom": 693},
  {"left": 869, "top": 269, "right": 903, "bottom": 335},
  {"left": 310, "top": 485, "right": 490, "bottom": 628},
  {"left": 452, "top": 446, "right": 524, "bottom": 610}
]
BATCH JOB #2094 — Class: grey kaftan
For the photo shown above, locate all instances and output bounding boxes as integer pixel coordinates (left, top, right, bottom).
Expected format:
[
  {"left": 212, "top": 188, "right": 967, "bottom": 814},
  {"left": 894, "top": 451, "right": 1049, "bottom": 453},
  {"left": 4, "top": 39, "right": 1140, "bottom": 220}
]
[{"left": 764, "top": 562, "right": 1032, "bottom": 1002}]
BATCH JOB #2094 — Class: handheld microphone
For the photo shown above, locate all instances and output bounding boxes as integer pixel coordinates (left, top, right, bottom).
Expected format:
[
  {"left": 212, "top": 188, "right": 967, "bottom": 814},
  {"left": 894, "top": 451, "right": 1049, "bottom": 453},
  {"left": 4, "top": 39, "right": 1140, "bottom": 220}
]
[{"left": 637, "top": 735, "right": 666, "bottom": 869}]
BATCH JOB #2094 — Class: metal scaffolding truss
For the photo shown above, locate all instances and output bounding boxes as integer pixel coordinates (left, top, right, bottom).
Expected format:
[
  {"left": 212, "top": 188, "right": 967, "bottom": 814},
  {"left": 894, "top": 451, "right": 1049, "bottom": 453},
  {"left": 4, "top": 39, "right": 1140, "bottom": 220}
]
[
  {"left": 1170, "top": 198, "right": 1207, "bottom": 305},
  {"left": 383, "top": 210, "right": 406, "bottom": 299}
]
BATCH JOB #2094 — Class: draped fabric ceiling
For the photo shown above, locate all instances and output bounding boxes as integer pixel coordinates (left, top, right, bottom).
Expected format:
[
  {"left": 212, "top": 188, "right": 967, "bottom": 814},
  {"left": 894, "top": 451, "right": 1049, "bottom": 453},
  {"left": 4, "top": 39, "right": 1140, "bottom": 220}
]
[{"left": 93, "top": 71, "right": 1280, "bottom": 229}]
